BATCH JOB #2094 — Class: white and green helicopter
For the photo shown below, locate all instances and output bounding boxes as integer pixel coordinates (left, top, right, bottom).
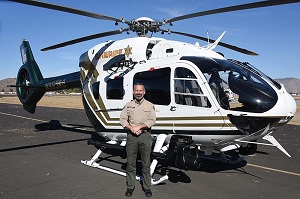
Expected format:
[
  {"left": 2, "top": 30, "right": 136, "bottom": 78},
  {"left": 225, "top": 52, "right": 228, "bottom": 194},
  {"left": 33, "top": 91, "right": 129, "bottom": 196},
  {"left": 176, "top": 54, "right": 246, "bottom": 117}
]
[{"left": 8, "top": 0, "right": 298, "bottom": 185}]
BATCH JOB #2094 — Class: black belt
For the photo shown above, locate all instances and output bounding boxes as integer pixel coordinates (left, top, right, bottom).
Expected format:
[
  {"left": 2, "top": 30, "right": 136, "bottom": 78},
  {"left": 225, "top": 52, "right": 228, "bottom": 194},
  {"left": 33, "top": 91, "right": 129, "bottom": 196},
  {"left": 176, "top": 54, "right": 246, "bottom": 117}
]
[
  {"left": 126, "top": 129, "right": 151, "bottom": 134},
  {"left": 142, "top": 129, "right": 151, "bottom": 133}
]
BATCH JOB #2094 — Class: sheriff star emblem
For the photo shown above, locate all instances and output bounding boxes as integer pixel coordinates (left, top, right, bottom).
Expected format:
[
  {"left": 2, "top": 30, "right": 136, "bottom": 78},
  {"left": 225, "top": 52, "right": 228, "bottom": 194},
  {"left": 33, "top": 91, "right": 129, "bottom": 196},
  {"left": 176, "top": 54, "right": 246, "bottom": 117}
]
[{"left": 124, "top": 45, "right": 132, "bottom": 58}]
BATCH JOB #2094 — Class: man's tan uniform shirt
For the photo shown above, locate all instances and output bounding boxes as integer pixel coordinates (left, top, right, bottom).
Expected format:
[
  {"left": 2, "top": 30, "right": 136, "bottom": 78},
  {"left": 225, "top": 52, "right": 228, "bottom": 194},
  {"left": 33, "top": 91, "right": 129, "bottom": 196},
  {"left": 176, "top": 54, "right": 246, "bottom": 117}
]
[{"left": 120, "top": 99, "right": 156, "bottom": 129}]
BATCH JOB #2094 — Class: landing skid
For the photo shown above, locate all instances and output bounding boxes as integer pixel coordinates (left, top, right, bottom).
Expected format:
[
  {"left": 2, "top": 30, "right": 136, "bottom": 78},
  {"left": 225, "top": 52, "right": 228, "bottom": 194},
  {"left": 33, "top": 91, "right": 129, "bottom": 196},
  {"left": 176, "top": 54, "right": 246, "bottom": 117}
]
[
  {"left": 81, "top": 134, "right": 169, "bottom": 185},
  {"left": 81, "top": 134, "right": 246, "bottom": 184}
]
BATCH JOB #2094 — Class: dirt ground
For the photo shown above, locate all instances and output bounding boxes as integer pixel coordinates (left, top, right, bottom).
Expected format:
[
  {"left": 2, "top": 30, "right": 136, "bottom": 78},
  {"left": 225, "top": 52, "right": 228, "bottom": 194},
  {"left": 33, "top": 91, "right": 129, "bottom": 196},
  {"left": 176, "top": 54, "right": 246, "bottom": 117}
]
[
  {"left": 0, "top": 95, "right": 299, "bottom": 125},
  {"left": 0, "top": 94, "right": 84, "bottom": 109}
]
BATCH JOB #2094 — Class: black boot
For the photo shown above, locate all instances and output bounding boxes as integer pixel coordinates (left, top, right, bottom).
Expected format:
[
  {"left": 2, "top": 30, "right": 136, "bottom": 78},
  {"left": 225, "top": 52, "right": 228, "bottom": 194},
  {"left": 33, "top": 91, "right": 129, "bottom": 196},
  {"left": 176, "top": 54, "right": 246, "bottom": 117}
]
[
  {"left": 144, "top": 189, "right": 152, "bottom": 197},
  {"left": 125, "top": 188, "right": 134, "bottom": 197}
]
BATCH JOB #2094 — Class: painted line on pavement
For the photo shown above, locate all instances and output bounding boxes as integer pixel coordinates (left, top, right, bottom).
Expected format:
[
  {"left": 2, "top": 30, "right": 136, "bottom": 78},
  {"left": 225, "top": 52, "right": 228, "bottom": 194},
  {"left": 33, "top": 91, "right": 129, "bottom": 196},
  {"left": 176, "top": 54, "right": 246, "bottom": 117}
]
[
  {"left": 0, "top": 111, "right": 47, "bottom": 123},
  {"left": 0, "top": 111, "right": 87, "bottom": 130},
  {"left": 247, "top": 163, "right": 300, "bottom": 177}
]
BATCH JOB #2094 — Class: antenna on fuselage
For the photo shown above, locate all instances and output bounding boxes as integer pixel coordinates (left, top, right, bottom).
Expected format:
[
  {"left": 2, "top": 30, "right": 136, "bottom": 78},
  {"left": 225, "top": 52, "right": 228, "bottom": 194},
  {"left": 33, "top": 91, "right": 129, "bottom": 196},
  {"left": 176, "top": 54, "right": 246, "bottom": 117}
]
[{"left": 207, "top": 30, "right": 210, "bottom": 46}]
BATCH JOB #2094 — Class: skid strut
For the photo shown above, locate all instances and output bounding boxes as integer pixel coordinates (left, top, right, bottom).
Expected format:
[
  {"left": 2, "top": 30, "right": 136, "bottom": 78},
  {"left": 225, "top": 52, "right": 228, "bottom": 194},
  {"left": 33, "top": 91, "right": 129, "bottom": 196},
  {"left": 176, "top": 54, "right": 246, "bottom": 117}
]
[{"left": 81, "top": 134, "right": 169, "bottom": 185}]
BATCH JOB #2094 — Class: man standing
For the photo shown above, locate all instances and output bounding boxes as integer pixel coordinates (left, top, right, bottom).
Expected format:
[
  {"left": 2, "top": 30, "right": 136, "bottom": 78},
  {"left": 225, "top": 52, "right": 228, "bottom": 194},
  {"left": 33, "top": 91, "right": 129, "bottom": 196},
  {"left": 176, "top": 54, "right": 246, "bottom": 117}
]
[{"left": 120, "top": 83, "right": 156, "bottom": 197}]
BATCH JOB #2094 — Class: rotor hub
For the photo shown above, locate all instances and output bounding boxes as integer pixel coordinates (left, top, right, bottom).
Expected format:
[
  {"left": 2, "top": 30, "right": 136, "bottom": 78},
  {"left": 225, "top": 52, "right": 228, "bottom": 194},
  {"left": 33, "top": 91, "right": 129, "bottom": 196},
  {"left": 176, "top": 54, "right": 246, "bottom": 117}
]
[{"left": 128, "top": 17, "right": 162, "bottom": 37}]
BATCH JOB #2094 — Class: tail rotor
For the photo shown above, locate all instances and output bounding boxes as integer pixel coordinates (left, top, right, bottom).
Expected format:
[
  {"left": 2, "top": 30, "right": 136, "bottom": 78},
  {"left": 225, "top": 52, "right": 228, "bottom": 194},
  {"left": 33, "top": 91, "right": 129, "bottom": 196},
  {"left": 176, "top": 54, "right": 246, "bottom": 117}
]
[{"left": 17, "top": 68, "right": 34, "bottom": 101}]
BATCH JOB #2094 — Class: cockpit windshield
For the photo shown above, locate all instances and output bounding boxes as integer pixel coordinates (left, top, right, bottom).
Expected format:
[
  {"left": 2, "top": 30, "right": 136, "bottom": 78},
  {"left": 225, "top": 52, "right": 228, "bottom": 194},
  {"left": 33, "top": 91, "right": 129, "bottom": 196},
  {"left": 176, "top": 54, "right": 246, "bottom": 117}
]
[{"left": 180, "top": 56, "right": 278, "bottom": 113}]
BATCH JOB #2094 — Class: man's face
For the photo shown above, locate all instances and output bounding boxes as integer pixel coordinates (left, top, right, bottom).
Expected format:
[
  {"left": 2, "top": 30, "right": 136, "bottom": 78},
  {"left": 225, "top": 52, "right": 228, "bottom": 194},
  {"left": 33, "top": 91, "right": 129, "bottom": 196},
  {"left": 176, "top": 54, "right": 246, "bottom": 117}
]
[{"left": 133, "top": 85, "right": 145, "bottom": 101}]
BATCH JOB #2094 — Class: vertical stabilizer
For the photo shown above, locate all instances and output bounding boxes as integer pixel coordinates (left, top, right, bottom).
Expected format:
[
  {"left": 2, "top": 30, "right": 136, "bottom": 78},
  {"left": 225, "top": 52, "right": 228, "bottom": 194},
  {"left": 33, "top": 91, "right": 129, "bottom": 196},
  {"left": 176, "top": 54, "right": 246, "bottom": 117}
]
[{"left": 16, "top": 40, "right": 45, "bottom": 113}]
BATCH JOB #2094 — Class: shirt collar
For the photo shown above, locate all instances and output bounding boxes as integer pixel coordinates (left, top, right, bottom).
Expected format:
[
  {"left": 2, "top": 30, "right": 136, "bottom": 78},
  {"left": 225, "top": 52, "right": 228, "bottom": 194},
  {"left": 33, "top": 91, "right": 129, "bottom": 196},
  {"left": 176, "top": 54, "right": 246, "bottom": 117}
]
[{"left": 134, "top": 98, "right": 144, "bottom": 105}]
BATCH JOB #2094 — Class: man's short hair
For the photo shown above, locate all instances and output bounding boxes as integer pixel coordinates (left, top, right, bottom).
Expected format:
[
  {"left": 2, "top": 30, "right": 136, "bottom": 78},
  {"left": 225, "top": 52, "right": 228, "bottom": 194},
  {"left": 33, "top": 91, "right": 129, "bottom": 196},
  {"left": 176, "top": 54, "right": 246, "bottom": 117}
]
[
  {"left": 134, "top": 82, "right": 144, "bottom": 87},
  {"left": 133, "top": 82, "right": 145, "bottom": 91}
]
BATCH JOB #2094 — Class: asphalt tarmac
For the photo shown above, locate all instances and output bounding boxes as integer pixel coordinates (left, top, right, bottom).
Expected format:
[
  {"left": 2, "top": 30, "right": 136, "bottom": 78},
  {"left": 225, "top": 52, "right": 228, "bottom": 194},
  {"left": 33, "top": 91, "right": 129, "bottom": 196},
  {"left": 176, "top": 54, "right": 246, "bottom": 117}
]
[{"left": 0, "top": 103, "right": 299, "bottom": 199}]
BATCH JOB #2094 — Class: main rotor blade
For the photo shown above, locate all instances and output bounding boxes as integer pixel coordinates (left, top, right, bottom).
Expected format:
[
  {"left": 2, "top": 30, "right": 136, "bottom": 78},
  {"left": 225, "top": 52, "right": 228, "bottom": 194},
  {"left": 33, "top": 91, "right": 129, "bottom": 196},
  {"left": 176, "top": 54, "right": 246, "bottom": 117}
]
[
  {"left": 167, "top": 0, "right": 300, "bottom": 23},
  {"left": 168, "top": 30, "right": 258, "bottom": 55},
  {"left": 9, "top": 0, "right": 123, "bottom": 22},
  {"left": 41, "top": 29, "right": 128, "bottom": 51}
]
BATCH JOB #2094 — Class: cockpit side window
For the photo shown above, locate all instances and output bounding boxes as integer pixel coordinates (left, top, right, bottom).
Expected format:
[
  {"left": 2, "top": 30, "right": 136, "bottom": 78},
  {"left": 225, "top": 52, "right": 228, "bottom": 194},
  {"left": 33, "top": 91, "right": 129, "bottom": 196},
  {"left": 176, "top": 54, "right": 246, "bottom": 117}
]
[
  {"left": 174, "top": 67, "right": 211, "bottom": 108},
  {"left": 180, "top": 56, "right": 278, "bottom": 113}
]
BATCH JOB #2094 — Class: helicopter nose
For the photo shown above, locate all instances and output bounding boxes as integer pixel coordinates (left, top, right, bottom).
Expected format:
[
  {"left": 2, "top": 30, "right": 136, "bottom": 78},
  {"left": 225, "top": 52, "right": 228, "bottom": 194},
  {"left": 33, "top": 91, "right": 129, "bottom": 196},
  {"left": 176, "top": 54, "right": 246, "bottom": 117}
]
[
  {"left": 285, "top": 93, "right": 297, "bottom": 115},
  {"left": 278, "top": 92, "right": 297, "bottom": 125}
]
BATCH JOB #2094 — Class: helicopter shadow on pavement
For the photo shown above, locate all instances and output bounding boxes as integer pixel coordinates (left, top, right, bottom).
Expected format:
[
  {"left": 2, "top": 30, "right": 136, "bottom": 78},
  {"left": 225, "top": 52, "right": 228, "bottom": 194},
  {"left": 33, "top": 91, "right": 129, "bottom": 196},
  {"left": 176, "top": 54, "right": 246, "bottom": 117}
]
[
  {"left": 0, "top": 120, "right": 95, "bottom": 153},
  {"left": 155, "top": 157, "right": 250, "bottom": 184},
  {"left": 34, "top": 119, "right": 96, "bottom": 136},
  {"left": 34, "top": 120, "right": 111, "bottom": 144},
  {"left": 0, "top": 120, "right": 99, "bottom": 153}
]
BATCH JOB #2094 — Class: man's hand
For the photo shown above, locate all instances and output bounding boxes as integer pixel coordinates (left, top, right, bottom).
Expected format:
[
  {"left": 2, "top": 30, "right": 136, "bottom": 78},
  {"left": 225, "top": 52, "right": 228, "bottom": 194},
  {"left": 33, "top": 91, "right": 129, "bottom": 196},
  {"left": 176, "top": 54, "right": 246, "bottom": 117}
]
[
  {"left": 126, "top": 124, "right": 148, "bottom": 136},
  {"left": 131, "top": 126, "right": 142, "bottom": 135}
]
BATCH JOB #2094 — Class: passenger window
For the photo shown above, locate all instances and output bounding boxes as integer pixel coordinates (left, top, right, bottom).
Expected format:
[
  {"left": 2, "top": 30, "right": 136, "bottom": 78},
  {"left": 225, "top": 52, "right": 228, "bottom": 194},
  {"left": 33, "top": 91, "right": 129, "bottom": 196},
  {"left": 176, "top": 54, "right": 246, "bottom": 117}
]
[
  {"left": 106, "top": 77, "right": 124, "bottom": 100},
  {"left": 134, "top": 67, "right": 171, "bottom": 105},
  {"left": 174, "top": 67, "right": 211, "bottom": 108},
  {"left": 92, "top": 82, "right": 100, "bottom": 100}
]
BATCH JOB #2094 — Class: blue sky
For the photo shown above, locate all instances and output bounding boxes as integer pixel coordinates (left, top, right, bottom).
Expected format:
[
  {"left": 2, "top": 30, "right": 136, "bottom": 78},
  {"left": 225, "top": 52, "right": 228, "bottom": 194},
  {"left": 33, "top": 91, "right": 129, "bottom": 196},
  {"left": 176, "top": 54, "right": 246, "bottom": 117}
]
[{"left": 0, "top": 0, "right": 299, "bottom": 80}]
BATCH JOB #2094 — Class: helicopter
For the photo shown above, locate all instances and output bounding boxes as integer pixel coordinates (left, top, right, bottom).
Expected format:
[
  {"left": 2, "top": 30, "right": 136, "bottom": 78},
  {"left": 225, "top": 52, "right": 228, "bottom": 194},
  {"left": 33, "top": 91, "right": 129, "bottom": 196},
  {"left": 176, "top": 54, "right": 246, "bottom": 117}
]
[{"left": 7, "top": 0, "right": 299, "bottom": 185}]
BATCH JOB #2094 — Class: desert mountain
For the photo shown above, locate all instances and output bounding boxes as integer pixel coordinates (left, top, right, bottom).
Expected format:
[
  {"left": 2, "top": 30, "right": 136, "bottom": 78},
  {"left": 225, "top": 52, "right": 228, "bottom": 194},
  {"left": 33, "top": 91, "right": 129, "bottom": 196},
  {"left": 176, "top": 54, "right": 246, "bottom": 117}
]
[
  {"left": 274, "top": 78, "right": 300, "bottom": 94},
  {"left": 0, "top": 78, "right": 16, "bottom": 92}
]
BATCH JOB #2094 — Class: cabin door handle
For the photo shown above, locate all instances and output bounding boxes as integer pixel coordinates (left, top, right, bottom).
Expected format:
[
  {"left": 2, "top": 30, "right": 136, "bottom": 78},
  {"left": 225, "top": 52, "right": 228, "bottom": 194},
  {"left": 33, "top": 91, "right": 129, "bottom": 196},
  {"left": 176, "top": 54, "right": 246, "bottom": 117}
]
[{"left": 170, "top": 106, "right": 177, "bottom": 111}]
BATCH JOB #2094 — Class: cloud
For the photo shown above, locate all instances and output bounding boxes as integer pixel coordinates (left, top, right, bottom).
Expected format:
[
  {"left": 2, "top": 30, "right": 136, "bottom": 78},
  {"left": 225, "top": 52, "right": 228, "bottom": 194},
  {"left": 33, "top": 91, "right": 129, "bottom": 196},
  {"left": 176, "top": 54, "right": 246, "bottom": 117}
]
[
  {"left": 59, "top": 52, "right": 79, "bottom": 62},
  {"left": 155, "top": 7, "right": 186, "bottom": 18}
]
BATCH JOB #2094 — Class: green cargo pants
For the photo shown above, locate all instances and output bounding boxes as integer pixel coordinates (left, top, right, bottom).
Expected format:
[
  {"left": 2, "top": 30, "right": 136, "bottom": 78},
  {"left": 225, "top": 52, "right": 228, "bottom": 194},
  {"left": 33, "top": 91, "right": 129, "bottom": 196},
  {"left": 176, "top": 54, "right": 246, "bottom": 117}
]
[{"left": 126, "top": 131, "right": 152, "bottom": 190}]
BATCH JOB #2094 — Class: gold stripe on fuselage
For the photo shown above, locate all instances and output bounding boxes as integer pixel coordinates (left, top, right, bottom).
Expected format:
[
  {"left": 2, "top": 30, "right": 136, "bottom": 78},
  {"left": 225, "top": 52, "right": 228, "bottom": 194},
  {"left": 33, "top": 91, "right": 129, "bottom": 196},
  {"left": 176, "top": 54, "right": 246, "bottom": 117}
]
[
  {"left": 84, "top": 93, "right": 229, "bottom": 128},
  {"left": 84, "top": 91, "right": 284, "bottom": 129}
]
